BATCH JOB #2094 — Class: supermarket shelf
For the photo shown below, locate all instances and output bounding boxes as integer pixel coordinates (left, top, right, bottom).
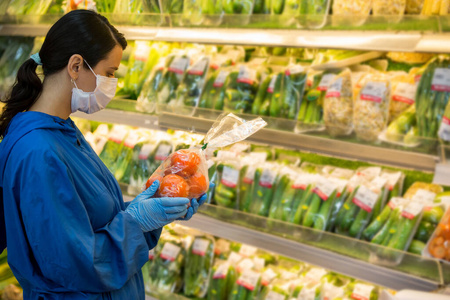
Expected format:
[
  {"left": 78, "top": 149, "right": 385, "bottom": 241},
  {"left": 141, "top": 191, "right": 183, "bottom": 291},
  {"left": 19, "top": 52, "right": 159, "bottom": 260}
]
[
  {"left": 123, "top": 194, "right": 441, "bottom": 291},
  {"left": 72, "top": 109, "right": 159, "bottom": 130},
  {"left": 145, "top": 295, "right": 156, "bottom": 300},
  {"left": 0, "top": 23, "right": 449, "bottom": 53},
  {"left": 158, "top": 112, "right": 439, "bottom": 172}
]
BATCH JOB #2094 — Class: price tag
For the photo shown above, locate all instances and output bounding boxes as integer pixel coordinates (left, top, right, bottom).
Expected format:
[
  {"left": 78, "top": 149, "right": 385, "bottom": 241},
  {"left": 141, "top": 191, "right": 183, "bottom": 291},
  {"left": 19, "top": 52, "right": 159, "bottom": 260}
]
[
  {"left": 322, "top": 282, "right": 344, "bottom": 300},
  {"left": 227, "top": 252, "right": 243, "bottom": 265},
  {"left": 438, "top": 116, "right": 450, "bottom": 142},
  {"left": 412, "top": 189, "right": 436, "bottom": 204},
  {"left": 237, "top": 65, "right": 256, "bottom": 85},
  {"left": 148, "top": 249, "right": 155, "bottom": 260},
  {"left": 134, "top": 42, "right": 151, "bottom": 62},
  {"left": 326, "top": 77, "right": 343, "bottom": 98},
  {"left": 213, "top": 70, "right": 230, "bottom": 88},
  {"left": 286, "top": 65, "right": 304, "bottom": 76},
  {"left": 253, "top": 257, "right": 265, "bottom": 271},
  {"left": 401, "top": 201, "right": 424, "bottom": 219},
  {"left": 371, "top": 176, "right": 388, "bottom": 193},
  {"left": 109, "top": 126, "right": 128, "bottom": 144},
  {"left": 313, "top": 176, "right": 337, "bottom": 201},
  {"left": 261, "top": 268, "right": 278, "bottom": 286},
  {"left": 353, "top": 185, "right": 379, "bottom": 213},
  {"left": 331, "top": 167, "right": 354, "bottom": 179},
  {"left": 360, "top": 81, "right": 387, "bottom": 103},
  {"left": 222, "top": 166, "right": 240, "bottom": 188},
  {"left": 357, "top": 167, "right": 381, "bottom": 181},
  {"left": 239, "top": 244, "right": 257, "bottom": 257},
  {"left": 139, "top": 144, "right": 155, "bottom": 160},
  {"left": 243, "top": 166, "right": 257, "bottom": 184},
  {"left": 213, "top": 263, "right": 230, "bottom": 279},
  {"left": 169, "top": 57, "right": 189, "bottom": 74},
  {"left": 329, "top": 178, "right": 349, "bottom": 196},
  {"left": 381, "top": 171, "right": 402, "bottom": 190},
  {"left": 192, "top": 238, "right": 210, "bottom": 256},
  {"left": 292, "top": 174, "right": 309, "bottom": 190},
  {"left": 259, "top": 169, "right": 277, "bottom": 188},
  {"left": 392, "top": 82, "right": 416, "bottom": 104},
  {"left": 267, "top": 75, "right": 278, "bottom": 93},
  {"left": 280, "top": 270, "right": 297, "bottom": 280},
  {"left": 388, "top": 197, "right": 405, "bottom": 210},
  {"left": 160, "top": 242, "right": 181, "bottom": 262},
  {"left": 431, "top": 68, "right": 450, "bottom": 92},
  {"left": 188, "top": 58, "right": 208, "bottom": 76},
  {"left": 237, "top": 270, "right": 260, "bottom": 291},
  {"left": 352, "top": 284, "right": 374, "bottom": 300},
  {"left": 155, "top": 144, "right": 172, "bottom": 161},
  {"left": 317, "top": 74, "right": 336, "bottom": 91},
  {"left": 123, "top": 131, "right": 140, "bottom": 149},
  {"left": 304, "top": 268, "right": 327, "bottom": 286},
  {"left": 298, "top": 285, "right": 317, "bottom": 300},
  {"left": 267, "top": 291, "right": 285, "bottom": 300},
  {"left": 217, "top": 150, "right": 237, "bottom": 160},
  {"left": 214, "top": 239, "right": 230, "bottom": 256}
]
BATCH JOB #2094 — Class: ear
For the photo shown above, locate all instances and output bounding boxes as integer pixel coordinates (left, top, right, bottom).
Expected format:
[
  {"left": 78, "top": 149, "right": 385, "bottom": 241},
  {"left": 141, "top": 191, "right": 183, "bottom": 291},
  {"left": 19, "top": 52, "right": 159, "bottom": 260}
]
[{"left": 67, "top": 54, "right": 84, "bottom": 82}]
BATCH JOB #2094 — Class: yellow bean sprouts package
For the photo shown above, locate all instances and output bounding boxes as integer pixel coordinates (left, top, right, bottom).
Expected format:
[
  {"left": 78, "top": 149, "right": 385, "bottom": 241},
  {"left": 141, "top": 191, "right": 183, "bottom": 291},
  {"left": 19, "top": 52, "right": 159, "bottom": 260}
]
[
  {"left": 332, "top": 0, "right": 372, "bottom": 15},
  {"left": 388, "top": 72, "right": 417, "bottom": 121},
  {"left": 373, "top": 0, "right": 406, "bottom": 15},
  {"left": 354, "top": 75, "right": 391, "bottom": 142},
  {"left": 405, "top": 0, "right": 424, "bottom": 14},
  {"left": 324, "top": 69, "right": 353, "bottom": 136}
]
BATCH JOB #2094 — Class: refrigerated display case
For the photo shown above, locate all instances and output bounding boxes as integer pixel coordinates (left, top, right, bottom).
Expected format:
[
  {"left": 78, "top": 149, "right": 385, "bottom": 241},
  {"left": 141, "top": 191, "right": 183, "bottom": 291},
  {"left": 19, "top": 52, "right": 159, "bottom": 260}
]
[{"left": 2, "top": 5, "right": 450, "bottom": 299}]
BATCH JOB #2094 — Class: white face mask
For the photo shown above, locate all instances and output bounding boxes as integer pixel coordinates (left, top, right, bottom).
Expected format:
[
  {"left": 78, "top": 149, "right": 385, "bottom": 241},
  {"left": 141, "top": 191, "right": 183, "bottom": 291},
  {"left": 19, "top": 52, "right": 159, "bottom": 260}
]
[{"left": 71, "top": 60, "right": 118, "bottom": 114}]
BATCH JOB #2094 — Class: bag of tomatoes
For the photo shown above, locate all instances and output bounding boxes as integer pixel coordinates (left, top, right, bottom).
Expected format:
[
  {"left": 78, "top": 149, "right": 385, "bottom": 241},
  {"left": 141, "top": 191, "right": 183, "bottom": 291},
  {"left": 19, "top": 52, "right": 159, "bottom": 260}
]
[{"left": 145, "top": 113, "right": 267, "bottom": 200}]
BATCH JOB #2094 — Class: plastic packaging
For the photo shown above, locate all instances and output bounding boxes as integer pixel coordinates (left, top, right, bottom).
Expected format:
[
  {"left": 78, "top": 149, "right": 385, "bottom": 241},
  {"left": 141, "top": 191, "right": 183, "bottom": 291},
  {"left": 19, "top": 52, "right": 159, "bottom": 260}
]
[
  {"left": 136, "top": 59, "right": 167, "bottom": 113},
  {"left": 228, "top": 269, "right": 261, "bottom": 300},
  {"left": 346, "top": 282, "right": 379, "bottom": 300},
  {"left": 98, "top": 125, "right": 129, "bottom": 171},
  {"left": 224, "top": 65, "right": 260, "bottom": 114},
  {"left": 373, "top": 0, "right": 406, "bottom": 15},
  {"left": 207, "top": 260, "right": 237, "bottom": 300},
  {"left": 424, "top": 206, "right": 450, "bottom": 261},
  {"left": 416, "top": 56, "right": 450, "bottom": 139},
  {"left": 289, "top": 172, "right": 320, "bottom": 225},
  {"left": 249, "top": 162, "right": 280, "bottom": 217},
  {"left": 388, "top": 73, "right": 417, "bottom": 122},
  {"left": 113, "top": 130, "right": 141, "bottom": 183},
  {"left": 184, "top": 234, "right": 215, "bottom": 298},
  {"left": 222, "top": 0, "right": 255, "bottom": 14},
  {"left": 199, "top": 68, "right": 231, "bottom": 111},
  {"left": 332, "top": 0, "right": 372, "bottom": 16},
  {"left": 354, "top": 75, "right": 391, "bottom": 142},
  {"left": 405, "top": 0, "right": 424, "bottom": 14},
  {"left": 324, "top": 69, "right": 353, "bottom": 136},
  {"left": 161, "top": 0, "right": 184, "bottom": 13},
  {"left": 214, "top": 151, "right": 241, "bottom": 209},
  {"left": 383, "top": 105, "right": 418, "bottom": 146},
  {"left": 145, "top": 113, "right": 267, "bottom": 199},
  {"left": 438, "top": 98, "right": 450, "bottom": 142},
  {"left": 239, "top": 153, "right": 267, "bottom": 212}
]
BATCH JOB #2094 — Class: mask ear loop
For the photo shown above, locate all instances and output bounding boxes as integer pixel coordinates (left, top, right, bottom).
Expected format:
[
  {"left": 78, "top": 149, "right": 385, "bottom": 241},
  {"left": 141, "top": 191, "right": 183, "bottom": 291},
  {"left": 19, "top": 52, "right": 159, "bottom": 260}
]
[
  {"left": 71, "top": 78, "right": 79, "bottom": 89},
  {"left": 83, "top": 60, "right": 97, "bottom": 76}
]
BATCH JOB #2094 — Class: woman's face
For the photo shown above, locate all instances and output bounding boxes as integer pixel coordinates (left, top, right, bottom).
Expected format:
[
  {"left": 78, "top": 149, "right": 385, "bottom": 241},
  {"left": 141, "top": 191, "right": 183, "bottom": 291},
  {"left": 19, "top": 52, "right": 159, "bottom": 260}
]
[{"left": 76, "top": 44, "right": 123, "bottom": 92}]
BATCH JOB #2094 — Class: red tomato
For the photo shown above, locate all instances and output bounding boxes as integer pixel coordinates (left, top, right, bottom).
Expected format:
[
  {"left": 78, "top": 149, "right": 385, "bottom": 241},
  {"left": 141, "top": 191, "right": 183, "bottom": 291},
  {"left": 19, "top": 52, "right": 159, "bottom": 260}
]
[{"left": 169, "top": 150, "right": 201, "bottom": 178}]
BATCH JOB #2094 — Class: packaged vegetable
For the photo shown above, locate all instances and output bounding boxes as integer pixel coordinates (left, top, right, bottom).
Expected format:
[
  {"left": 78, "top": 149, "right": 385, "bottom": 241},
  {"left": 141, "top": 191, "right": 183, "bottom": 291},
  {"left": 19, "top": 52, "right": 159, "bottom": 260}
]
[
  {"left": 6, "top": 0, "right": 53, "bottom": 15},
  {"left": 136, "top": 59, "right": 167, "bottom": 113},
  {"left": 384, "top": 105, "right": 418, "bottom": 146},
  {"left": 228, "top": 269, "right": 261, "bottom": 300},
  {"left": 373, "top": 0, "right": 406, "bottom": 15},
  {"left": 346, "top": 282, "right": 379, "bottom": 300},
  {"left": 239, "top": 153, "right": 267, "bottom": 212},
  {"left": 332, "top": 0, "right": 372, "bottom": 16},
  {"left": 222, "top": 0, "right": 255, "bottom": 14},
  {"left": 425, "top": 206, "right": 450, "bottom": 261},
  {"left": 113, "top": 130, "right": 141, "bottom": 183},
  {"left": 145, "top": 113, "right": 266, "bottom": 200},
  {"left": 289, "top": 172, "right": 320, "bottom": 225},
  {"left": 207, "top": 260, "right": 237, "bottom": 300},
  {"left": 184, "top": 235, "right": 215, "bottom": 298},
  {"left": 403, "top": 182, "right": 443, "bottom": 199},
  {"left": 98, "top": 125, "right": 129, "bottom": 171},
  {"left": 405, "top": 0, "right": 424, "bottom": 13},
  {"left": 324, "top": 69, "right": 353, "bottom": 136},
  {"left": 438, "top": 95, "right": 450, "bottom": 142},
  {"left": 224, "top": 65, "right": 259, "bottom": 114},
  {"left": 161, "top": 0, "right": 183, "bottom": 13},
  {"left": 388, "top": 72, "right": 417, "bottom": 121},
  {"left": 354, "top": 75, "right": 391, "bottom": 142},
  {"left": 259, "top": 278, "right": 290, "bottom": 300},
  {"left": 214, "top": 151, "right": 241, "bottom": 209},
  {"left": 199, "top": 68, "right": 231, "bottom": 110},
  {"left": 128, "top": 141, "right": 157, "bottom": 195},
  {"left": 416, "top": 56, "right": 450, "bottom": 139},
  {"left": 249, "top": 162, "right": 280, "bottom": 217}
]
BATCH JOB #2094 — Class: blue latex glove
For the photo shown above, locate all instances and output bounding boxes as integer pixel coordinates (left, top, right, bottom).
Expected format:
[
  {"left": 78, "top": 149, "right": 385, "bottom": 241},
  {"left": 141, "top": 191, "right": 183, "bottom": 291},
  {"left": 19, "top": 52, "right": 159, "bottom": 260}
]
[
  {"left": 126, "top": 181, "right": 189, "bottom": 232},
  {"left": 178, "top": 182, "right": 214, "bottom": 221}
]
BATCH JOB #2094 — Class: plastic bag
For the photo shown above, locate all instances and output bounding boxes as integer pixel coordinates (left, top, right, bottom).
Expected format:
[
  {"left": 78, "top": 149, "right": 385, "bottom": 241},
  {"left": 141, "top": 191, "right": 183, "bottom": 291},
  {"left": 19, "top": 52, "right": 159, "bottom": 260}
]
[
  {"left": 184, "top": 234, "right": 215, "bottom": 298},
  {"left": 438, "top": 97, "right": 450, "bottom": 142},
  {"left": 145, "top": 114, "right": 267, "bottom": 199},
  {"left": 354, "top": 75, "right": 391, "bottom": 142},
  {"left": 332, "top": 0, "right": 372, "bottom": 15},
  {"left": 249, "top": 162, "right": 280, "bottom": 217},
  {"left": 289, "top": 172, "right": 320, "bottom": 225},
  {"left": 228, "top": 269, "right": 261, "bottom": 300},
  {"left": 324, "top": 69, "right": 353, "bottom": 136},
  {"left": 239, "top": 153, "right": 268, "bottom": 212},
  {"left": 161, "top": 0, "right": 183, "bottom": 13},
  {"left": 268, "top": 167, "right": 301, "bottom": 222},
  {"left": 425, "top": 205, "right": 450, "bottom": 261},
  {"left": 222, "top": 0, "right": 255, "bottom": 14},
  {"left": 224, "top": 65, "right": 260, "bottom": 114},
  {"left": 207, "top": 260, "right": 237, "bottom": 300},
  {"left": 405, "top": 0, "right": 423, "bottom": 14},
  {"left": 373, "top": 0, "right": 406, "bottom": 15},
  {"left": 98, "top": 125, "right": 129, "bottom": 171},
  {"left": 388, "top": 72, "right": 416, "bottom": 122},
  {"left": 214, "top": 151, "right": 241, "bottom": 209},
  {"left": 136, "top": 59, "right": 167, "bottom": 113},
  {"left": 113, "top": 130, "right": 141, "bottom": 183}
]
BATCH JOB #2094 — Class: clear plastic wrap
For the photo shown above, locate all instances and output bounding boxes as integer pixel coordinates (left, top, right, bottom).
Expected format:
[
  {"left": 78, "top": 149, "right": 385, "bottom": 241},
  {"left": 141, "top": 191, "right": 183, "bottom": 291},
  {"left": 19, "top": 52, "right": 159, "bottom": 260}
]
[
  {"left": 373, "top": 0, "right": 406, "bottom": 15},
  {"left": 249, "top": 162, "right": 280, "bottom": 217},
  {"left": 354, "top": 75, "right": 391, "bottom": 142},
  {"left": 214, "top": 151, "right": 241, "bottom": 209},
  {"left": 332, "top": 0, "right": 372, "bottom": 15},
  {"left": 405, "top": 0, "right": 424, "bottom": 14},
  {"left": 324, "top": 69, "right": 353, "bottom": 136},
  {"left": 136, "top": 59, "right": 167, "bottom": 113},
  {"left": 207, "top": 260, "right": 237, "bottom": 300},
  {"left": 145, "top": 114, "right": 267, "bottom": 199},
  {"left": 425, "top": 205, "right": 450, "bottom": 261},
  {"left": 388, "top": 72, "right": 416, "bottom": 122},
  {"left": 224, "top": 65, "right": 260, "bottom": 114},
  {"left": 239, "top": 153, "right": 268, "bottom": 212},
  {"left": 222, "top": 0, "right": 255, "bottom": 14}
]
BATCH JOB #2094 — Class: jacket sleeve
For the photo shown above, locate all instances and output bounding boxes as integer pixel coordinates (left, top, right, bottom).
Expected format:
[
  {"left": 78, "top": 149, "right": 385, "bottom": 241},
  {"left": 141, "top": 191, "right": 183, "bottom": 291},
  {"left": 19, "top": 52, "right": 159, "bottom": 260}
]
[{"left": 13, "top": 149, "right": 152, "bottom": 293}]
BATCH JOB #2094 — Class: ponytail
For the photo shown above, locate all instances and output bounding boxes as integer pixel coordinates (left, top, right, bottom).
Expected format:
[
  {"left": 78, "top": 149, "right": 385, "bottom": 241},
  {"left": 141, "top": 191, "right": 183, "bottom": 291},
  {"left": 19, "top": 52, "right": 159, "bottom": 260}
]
[{"left": 0, "top": 58, "right": 43, "bottom": 138}]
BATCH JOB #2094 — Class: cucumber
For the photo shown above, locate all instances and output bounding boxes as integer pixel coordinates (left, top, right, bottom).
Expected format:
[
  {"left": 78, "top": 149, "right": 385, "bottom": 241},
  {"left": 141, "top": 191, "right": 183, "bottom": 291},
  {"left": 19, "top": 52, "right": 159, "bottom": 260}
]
[
  {"left": 302, "top": 193, "right": 322, "bottom": 227},
  {"left": 362, "top": 205, "right": 392, "bottom": 241},
  {"left": 313, "top": 190, "right": 338, "bottom": 231},
  {"left": 414, "top": 221, "right": 436, "bottom": 243},
  {"left": 408, "top": 239, "right": 426, "bottom": 255},
  {"left": 291, "top": 185, "right": 314, "bottom": 224},
  {"left": 371, "top": 209, "right": 400, "bottom": 245}
]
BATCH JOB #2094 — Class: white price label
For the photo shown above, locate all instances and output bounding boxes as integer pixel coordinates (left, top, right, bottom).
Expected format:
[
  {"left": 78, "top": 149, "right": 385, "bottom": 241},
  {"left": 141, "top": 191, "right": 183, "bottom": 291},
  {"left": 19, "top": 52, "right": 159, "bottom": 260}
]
[
  {"left": 249, "top": 152, "right": 268, "bottom": 161},
  {"left": 280, "top": 270, "right": 297, "bottom": 280},
  {"left": 292, "top": 174, "right": 309, "bottom": 190},
  {"left": 304, "top": 268, "right": 327, "bottom": 286},
  {"left": 392, "top": 82, "right": 416, "bottom": 104},
  {"left": 259, "top": 169, "right": 277, "bottom": 188},
  {"left": 213, "top": 263, "right": 230, "bottom": 279},
  {"left": 155, "top": 144, "right": 172, "bottom": 161},
  {"left": 298, "top": 286, "right": 317, "bottom": 300},
  {"left": 227, "top": 252, "right": 243, "bottom": 265},
  {"left": 253, "top": 257, "right": 265, "bottom": 271},
  {"left": 222, "top": 166, "right": 240, "bottom": 188},
  {"left": 322, "top": 282, "right": 344, "bottom": 300},
  {"left": 261, "top": 268, "right": 278, "bottom": 286},
  {"left": 318, "top": 74, "right": 336, "bottom": 91},
  {"left": 381, "top": 171, "right": 402, "bottom": 190},
  {"left": 217, "top": 150, "right": 237, "bottom": 160},
  {"left": 239, "top": 244, "right": 257, "bottom": 257},
  {"left": 188, "top": 58, "right": 208, "bottom": 76},
  {"left": 267, "top": 291, "right": 285, "bottom": 300},
  {"left": 353, "top": 185, "right": 379, "bottom": 213},
  {"left": 357, "top": 167, "right": 381, "bottom": 181},
  {"left": 213, "top": 70, "right": 230, "bottom": 88},
  {"left": 388, "top": 197, "right": 405, "bottom": 209},
  {"left": 412, "top": 189, "right": 436, "bottom": 204},
  {"left": 237, "top": 65, "right": 256, "bottom": 85},
  {"left": 431, "top": 68, "right": 450, "bottom": 92},
  {"left": 134, "top": 42, "right": 151, "bottom": 62},
  {"left": 160, "top": 242, "right": 181, "bottom": 262},
  {"left": 192, "top": 238, "right": 210, "bottom": 256},
  {"left": 286, "top": 65, "right": 304, "bottom": 75},
  {"left": 352, "top": 284, "right": 374, "bottom": 300},
  {"left": 402, "top": 201, "right": 424, "bottom": 219},
  {"left": 329, "top": 178, "right": 349, "bottom": 195},
  {"left": 360, "top": 81, "right": 387, "bottom": 103},
  {"left": 123, "top": 131, "right": 140, "bottom": 149},
  {"left": 139, "top": 144, "right": 155, "bottom": 160},
  {"left": 331, "top": 167, "right": 354, "bottom": 179},
  {"left": 313, "top": 176, "right": 337, "bottom": 201},
  {"left": 267, "top": 75, "right": 277, "bottom": 93},
  {"left": 439, "top": 117, "right": 450, "bottom": 142},
  {"left": 169, "top": 57, "right": 189, "bottom": 74},
  {"left": 371, "top": 176, "right": 388, "bottom": 192},
  {"left": 237, "top": 270, "right": 260, "bottom": 291},
  {"left": 326, "top": 77, "right": 343, "bottom": 98},
  {"left": 148, "top": 249, "right": 155, "bottom": 260},
  {"left": 109, "top": 126, "right": 128, "bottom": 144},
  {"left": 243, "top": 166, "right": 257, "bottom": 184}
]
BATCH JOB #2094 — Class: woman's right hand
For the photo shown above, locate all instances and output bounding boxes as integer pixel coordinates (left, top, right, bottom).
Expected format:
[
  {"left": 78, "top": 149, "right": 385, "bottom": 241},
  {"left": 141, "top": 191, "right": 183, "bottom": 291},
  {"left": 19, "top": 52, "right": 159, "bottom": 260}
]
[{"left": 125, "top": 181, "right": 189, "bottom": 232}]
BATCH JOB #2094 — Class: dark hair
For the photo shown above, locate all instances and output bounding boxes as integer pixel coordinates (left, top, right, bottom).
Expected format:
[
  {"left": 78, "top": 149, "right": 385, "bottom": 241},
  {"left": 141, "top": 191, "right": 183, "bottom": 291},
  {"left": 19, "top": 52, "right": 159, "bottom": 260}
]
[{"left": 0, "top": 9, "right": 127, "bottom": 137}]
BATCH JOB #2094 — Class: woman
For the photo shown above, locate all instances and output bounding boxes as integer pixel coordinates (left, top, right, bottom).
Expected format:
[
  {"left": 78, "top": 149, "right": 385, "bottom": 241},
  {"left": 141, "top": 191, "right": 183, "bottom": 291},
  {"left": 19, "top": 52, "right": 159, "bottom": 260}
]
[{"left": 0, "top": 10, "right": 205, "bottom": 299}]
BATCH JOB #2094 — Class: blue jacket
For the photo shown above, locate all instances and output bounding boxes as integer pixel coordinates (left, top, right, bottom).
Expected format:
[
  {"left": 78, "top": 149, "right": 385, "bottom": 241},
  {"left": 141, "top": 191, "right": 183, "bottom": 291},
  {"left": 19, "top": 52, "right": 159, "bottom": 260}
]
[{"left": 0, "top": 111, "right": 161, "bottom": 299}]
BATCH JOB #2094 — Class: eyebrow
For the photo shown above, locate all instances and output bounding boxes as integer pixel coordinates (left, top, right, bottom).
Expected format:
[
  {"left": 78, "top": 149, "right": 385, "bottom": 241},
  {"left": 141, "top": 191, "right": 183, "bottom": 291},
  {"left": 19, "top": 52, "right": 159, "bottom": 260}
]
[{"left": 110, "top": 67, "right": 118, "bottom": 70}]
